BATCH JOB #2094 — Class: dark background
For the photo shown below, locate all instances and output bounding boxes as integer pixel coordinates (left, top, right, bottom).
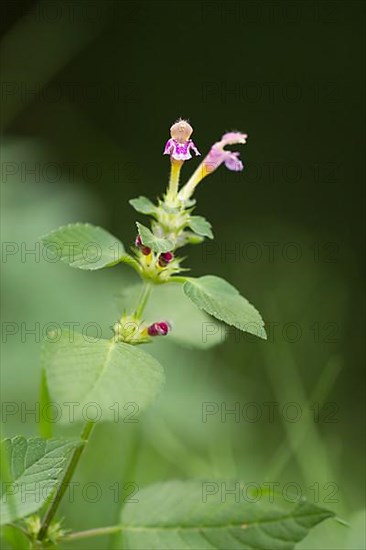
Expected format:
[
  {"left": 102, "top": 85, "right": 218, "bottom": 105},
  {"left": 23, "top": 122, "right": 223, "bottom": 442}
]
[{"left": 1, "top": 1, "right": 365, "bottom": 548}]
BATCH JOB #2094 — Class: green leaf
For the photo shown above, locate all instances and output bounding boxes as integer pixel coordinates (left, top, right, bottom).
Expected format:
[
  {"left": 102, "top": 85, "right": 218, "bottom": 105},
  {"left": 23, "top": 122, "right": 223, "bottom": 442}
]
[
  {"left": 188, "top": 215, "right": 214, "bottom": 239},
  {"left": 136, "top": 222, "right": 174, "bottom": 253},
  {"left": 116, "top": 283, "right": 225, "bottom": 349},
  {"left": 41, "top": 223, "right": 126, "bottom": 270},
  {"left": 0, "top": 436, "right": 78, "bottom": 525},
  {"left": 129, "top": 196, "right": 157, "bottom": 215},
  {"left": 120, "top": 480, "right": 334, "bottom": 549},
  {"left": 44, "top": 332, "right": 165, "bottom": 424},
  {"left": 183, "top": 275, "right": 267, "bottom": 339}
]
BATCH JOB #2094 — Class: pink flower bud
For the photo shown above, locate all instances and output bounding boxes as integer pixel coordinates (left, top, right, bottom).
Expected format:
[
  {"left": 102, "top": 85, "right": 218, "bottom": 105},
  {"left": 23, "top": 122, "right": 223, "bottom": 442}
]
[
  {"left": 135, "top": 235, "right": 151, "bottom": 255},
  {"left": 147, "top": 321, "right": 171, "bottom": 336},
  {"left": 158, "top": 251, "right": 174, "bottom": 267}
]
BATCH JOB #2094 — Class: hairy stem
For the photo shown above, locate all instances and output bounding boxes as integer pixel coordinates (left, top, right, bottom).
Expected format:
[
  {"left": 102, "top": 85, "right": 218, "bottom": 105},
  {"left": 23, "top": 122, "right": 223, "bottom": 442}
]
[
  {"left": 38, "top": 422, "right": 94, "bottom": 541},
  {"left": 133, "top": 281, "right": 152, "bottom": 319}
]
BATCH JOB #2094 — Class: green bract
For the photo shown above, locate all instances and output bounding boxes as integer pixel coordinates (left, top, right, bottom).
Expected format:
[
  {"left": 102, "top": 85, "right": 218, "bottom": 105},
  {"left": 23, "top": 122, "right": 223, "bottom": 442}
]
[
  {"left": 129, "top": 196, "right": 158, "bottom": 216},
  {"left": 136, "top": 222, "right": 174, "bottom": 253},
  {"left": 188, "top": 215, "right": 214, "bottom": 239}
]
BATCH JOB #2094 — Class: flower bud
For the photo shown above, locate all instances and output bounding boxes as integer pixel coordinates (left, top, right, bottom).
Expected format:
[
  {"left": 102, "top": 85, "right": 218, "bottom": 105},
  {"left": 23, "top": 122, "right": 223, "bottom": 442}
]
[
  {"left": 135, "top": 235, "right": 151, "bottom": 255},
  {"left": 147, "top": 321, "right": 171, "bottom": 336},
  {"left": 158, "top": 251, "right": 174, "bottom": 267},
  {"left": 170, "top": 120, "right": 193, "bottom": 143},
  {"left": 163, "top": 119, "right": 200, "bottom": 161}
]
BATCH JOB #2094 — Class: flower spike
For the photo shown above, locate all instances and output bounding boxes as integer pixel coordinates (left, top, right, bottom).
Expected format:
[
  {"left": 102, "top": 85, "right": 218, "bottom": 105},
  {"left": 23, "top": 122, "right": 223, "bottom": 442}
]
[{"left": 178, "top": 132, "right": 247, "bottom": 201}]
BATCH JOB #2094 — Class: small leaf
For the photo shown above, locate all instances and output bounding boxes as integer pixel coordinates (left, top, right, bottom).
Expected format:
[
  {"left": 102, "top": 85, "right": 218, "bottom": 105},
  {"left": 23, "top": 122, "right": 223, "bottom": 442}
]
[
  {"left": 129, "top": 196, "right": 157, "bottom": 215},
  {"left": 41, "top": 223, "right": 126, "bottom": 270},
  {"left": 0, "top": 436, "right": 78, "bottom": 525},
  {"left": 184, "top": 275, "right": 266, "bottom": 339},
  {"left": 120, "top": 480, "right": 334, "bottom": 549},
  {"left": 136, "top": 222, "right": 174, "bottom": 253},
  {"left": 188, "top": 215, "right": 214, "bottom": 239},
  {"left": 44, "top": 332, "right": 165, "bottom": 424}
]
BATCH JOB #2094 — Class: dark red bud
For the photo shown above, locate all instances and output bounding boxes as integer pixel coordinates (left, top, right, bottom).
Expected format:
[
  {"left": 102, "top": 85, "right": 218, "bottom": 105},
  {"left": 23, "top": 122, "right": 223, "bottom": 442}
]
[
  {"left": 158, "top": 251, "right": 174, "bottom": 267},
  {"left": 135, "top": 235, "right": 151, "bottom": 255},
  {"left": 147, "top": 321, "right": 171, "bottom": 336}
]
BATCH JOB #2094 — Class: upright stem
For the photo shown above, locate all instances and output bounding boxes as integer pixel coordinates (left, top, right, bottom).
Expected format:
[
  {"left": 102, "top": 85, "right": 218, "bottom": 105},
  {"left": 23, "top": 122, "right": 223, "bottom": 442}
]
[
  {"left": 38, "top": 422, "right": 95, "bottom": 541},
  {"left": 133, "top": 281, "right": 152, "bottom": 319}
]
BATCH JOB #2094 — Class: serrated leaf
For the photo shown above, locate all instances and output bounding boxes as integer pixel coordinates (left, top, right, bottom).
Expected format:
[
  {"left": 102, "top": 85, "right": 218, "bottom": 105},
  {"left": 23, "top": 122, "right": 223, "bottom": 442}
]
[
  {"left": 184, "top": 276, "right": 266, "bottom": 339},
  {"left": 120, "top": 480, "right": 334, "bottom": 549},
  {"left": 188, "top": 216, "right": 214, "bottom": 239},
  {"left": 41, "top": 223, "right": 126, "bottom": 270},
  {"left": 129, "top": 196, "right": 157, "bottom": 215},
  {"left": 136, "top": 222, "right": 174, "bottom": 253},
  {"left": 44, "top": 332, "right": 165, "bottom": 424},
  {"left": 0, "top": 436, "right": 78, "bottom": 525},
  {"left": 116, "top": 284, "right": 225, "bottom": 349}
]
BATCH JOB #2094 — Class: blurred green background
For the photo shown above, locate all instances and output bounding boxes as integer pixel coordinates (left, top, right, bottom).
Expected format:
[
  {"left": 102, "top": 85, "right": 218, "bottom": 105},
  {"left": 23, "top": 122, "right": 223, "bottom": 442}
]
[{"left": 1, "top": 0, "right": 365, "bottom": 548}]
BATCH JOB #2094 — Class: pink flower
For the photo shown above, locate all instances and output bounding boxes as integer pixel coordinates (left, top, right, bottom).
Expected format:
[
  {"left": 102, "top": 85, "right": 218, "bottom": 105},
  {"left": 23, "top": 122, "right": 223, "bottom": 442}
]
[
  {"left": 178, "top": 132, "right": 248, "bottom": 201},
  {"left": 199, "top": 131, "right": 247, "bottom": 173}
]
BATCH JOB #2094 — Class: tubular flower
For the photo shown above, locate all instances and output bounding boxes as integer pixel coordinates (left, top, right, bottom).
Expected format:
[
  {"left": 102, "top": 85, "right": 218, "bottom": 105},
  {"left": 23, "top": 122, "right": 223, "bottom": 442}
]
[{"left": 178, "top": 132, "right": 247, "bottom": 201}]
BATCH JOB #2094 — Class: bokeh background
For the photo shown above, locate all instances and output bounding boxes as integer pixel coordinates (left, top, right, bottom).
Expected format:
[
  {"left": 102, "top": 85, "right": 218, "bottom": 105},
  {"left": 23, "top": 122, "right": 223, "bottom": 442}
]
[{"left": 1, "top": 0, "right": 365, "bottom": 548}]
